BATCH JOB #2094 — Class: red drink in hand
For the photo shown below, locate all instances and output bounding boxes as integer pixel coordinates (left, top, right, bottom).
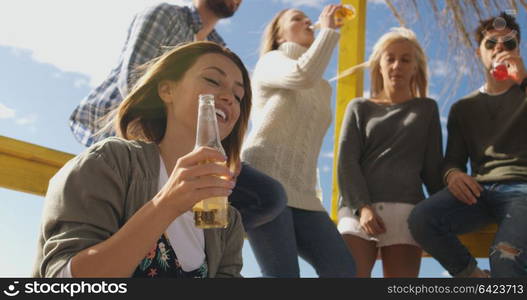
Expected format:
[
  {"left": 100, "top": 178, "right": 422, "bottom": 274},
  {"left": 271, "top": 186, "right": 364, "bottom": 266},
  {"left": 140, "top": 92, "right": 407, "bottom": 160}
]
[{"left": 491, "top": 62, "right": 509, "bottom": 81}]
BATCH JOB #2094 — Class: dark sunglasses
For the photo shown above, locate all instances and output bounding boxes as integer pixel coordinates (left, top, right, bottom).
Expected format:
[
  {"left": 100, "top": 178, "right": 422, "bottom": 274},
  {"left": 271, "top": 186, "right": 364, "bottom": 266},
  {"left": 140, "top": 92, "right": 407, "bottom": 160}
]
[{"left": 484, "top": 38, "right": 518, "bottom": 51}]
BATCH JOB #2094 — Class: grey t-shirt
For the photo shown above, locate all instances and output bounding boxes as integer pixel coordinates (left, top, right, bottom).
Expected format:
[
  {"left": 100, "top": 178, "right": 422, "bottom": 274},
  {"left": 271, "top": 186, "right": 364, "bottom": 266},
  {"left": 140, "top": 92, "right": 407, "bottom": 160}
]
[{"left": 337, "top": 97, "right": 444, "bottom": 212}]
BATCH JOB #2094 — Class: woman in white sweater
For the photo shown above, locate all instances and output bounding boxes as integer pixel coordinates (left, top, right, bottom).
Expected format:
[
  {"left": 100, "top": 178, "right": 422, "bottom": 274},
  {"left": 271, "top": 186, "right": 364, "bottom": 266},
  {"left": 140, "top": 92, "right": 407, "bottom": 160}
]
[{"left": 241, "top": 5, "right": 356, "bottom": 277}]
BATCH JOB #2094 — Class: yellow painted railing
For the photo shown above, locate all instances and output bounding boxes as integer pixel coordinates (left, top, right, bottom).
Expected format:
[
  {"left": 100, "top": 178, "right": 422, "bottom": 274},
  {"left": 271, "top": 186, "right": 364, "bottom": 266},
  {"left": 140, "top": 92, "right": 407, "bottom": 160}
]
[
  {"left": 0, "top": 135, "right": 74, "bottom": 196},
  {"left": 458, "top": 225, "right": 497, "bottom": 257},
  {"left": 331, "top": 0, "right": 367, "bottom": 221},
  {"left": 330, "top": 0, "right": 496, "bottom": 258}
]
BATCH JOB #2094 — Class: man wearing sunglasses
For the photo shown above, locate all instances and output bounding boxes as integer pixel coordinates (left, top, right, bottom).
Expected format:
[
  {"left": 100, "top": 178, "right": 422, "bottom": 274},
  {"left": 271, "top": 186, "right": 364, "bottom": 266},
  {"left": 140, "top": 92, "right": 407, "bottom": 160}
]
[{"left": 409, "top": 12, "right": 527, "bottom": 278}]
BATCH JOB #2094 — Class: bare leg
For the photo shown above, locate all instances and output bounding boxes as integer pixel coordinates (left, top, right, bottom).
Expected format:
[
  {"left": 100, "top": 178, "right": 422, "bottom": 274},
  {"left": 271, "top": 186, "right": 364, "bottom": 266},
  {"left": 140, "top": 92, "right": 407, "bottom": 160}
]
[
  {"left": 380, "top": 244, "right": 422, "bottom": 277},
  {"left": 342, "top": 234, "right": 377, "bottom": 277}
]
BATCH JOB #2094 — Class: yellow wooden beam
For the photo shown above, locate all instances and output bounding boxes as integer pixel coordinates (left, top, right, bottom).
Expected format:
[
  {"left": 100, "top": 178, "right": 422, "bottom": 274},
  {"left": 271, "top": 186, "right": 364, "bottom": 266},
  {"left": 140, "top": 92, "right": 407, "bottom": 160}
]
[
  {"left": 331, "top": 0, "right": 367, "bottom": 222},
  {"left": 0, "top": 135, "right": 74, "bottom": 196},
  {"left": 420, "top": 224, "right": 497, "bottom": 258},
  {"left": 458, "top": 224, "right": 497, "bottom": 258}
]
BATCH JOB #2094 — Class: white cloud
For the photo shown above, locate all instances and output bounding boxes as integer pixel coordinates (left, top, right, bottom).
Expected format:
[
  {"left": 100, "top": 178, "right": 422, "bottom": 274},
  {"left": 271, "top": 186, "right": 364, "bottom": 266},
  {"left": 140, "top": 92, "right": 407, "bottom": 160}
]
[
  {"left": 430, "top": 56, "right": 472, "bottom": 79},
  {"left": 321, "top": 151, "right": 334, "bottom": 159},
  {"left": 218, "top": 19, "right": 232, "bottom": 27},
  {"left": 441, "top": 270, "right": 451, "bottom": 277},
  {"left": 430, "top": 60, "right": 449, "bottom": 78},
  {"left": 440, "top": 116, "right": 448, "bottom": 137},
  {"left": 217, "top": 18, "right": 233, "bottom": 33},
  {"left": 429, "top": 93, "right": 439, "bottom": 101},
  {"left": 74, "top": 79, "right": 90, "bottom": 89},
  {"left": 368, "top": 0, "right": 386, "bottom": 5},
  {"left": 452, "top": 55, "right": 471, "bottom": 75},
  {"left": 0, "top": 102, "right": 38, "bottom": 128},
  {"left": 15, "top": 114, "right": 37, "bottom": 126},
  {"left": 321, "top": 165, "right": 331, "bottom": 173},
  {"left": 9, "top": 47, "right": 31, "bottom": 58},
  {"left": 0, "top": 0, "right": 190, "bottom": 87},
  {"left": 0, "top": 102, "right": 15, "bottom": 119},
  {"left": 274, "top": 0, "right": 326, "bottom": 8}
]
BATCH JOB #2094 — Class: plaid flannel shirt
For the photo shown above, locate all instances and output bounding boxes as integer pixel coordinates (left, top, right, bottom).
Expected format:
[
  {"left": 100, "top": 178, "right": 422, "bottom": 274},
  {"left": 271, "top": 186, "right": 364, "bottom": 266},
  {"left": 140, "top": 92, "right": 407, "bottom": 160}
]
[{"left": 69, "top": 3, "right": 225, "bottom": 147}]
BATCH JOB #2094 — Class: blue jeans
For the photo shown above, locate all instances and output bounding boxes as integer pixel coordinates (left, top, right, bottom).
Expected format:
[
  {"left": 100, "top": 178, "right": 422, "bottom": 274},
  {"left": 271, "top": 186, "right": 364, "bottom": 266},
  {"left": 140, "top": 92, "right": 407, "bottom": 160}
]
[
  {"left": 408, "top": 182, "right": 527, "bottom": 277},
  {"left": 229, "top": 163, "right": 287, "bottom": 230},
  {"left": 246, "top": 206, "right": 356, "bottom": 278}
]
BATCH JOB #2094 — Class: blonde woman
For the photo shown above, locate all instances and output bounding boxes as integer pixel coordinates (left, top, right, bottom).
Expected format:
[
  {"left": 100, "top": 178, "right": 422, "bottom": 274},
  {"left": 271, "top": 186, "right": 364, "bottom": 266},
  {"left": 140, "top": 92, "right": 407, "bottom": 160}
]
[
  {"left": 242, "top": 5, "right": 356, "bottom": 277},
  {"left": 336, "top": 28, "right": 443, "bottom": 277},
  {"left": 33, "top": 42, "right": 251, "bottom": 278}
]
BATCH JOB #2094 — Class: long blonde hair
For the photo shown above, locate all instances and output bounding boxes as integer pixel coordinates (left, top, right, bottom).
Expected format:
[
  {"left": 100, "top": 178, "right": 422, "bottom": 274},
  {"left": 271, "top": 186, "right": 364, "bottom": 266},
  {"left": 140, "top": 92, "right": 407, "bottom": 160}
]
[
  {"left": 259, "top": 9, "right": 290, "bottom": 57},
  {"left": 341, "top": 27, "right": 428, "bottom": 98},
  {"left": 114, "top": 41, "right": 252, "bottom": 170}
]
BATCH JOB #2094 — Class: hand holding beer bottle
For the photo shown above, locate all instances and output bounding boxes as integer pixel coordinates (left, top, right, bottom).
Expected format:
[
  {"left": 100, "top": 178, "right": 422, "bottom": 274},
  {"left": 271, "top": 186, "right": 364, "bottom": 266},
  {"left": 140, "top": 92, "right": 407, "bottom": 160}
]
[
  {"left": 310, "top": 4, "right": 355, "bottom": 30},
  {"left": 157, "top": 146, "right": 232, "bottom": 216},
  {"left": 192, "top": 94, "right": 232, "bottom": 228}
]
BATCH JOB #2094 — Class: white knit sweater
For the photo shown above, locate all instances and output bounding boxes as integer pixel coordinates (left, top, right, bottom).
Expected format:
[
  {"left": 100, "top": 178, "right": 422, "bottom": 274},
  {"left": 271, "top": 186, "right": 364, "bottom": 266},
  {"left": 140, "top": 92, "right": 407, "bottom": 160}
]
[{"left": 242, "top": 28, "right": 340, "bottom": 211}]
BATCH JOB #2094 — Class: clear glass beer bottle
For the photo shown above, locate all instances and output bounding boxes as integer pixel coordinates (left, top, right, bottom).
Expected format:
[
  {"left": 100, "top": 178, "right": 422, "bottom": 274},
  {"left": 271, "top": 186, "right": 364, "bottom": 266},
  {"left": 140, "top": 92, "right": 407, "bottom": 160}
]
[{"left": 192, "top": 94, "right": 229, "bottom": 228}]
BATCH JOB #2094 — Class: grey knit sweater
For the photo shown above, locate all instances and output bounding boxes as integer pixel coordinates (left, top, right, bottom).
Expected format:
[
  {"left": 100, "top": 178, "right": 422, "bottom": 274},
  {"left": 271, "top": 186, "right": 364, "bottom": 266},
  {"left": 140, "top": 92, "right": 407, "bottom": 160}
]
[
  {"left": 443, "top": 85, "right": 527, "bottom": 183},
  {"left": 337, "top": 97, "right": 444, "bottom": 213},
  {"left": 242, "top": 28, "right": 340, "bottom": 211},
  {"left": 33, "top": 138, "right": 244, "bottom": 278}
]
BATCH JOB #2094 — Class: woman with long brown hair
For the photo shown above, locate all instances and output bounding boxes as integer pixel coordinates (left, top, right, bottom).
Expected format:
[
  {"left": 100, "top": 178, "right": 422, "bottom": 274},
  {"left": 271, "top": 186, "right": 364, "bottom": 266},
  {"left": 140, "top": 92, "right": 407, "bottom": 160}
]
[{"left": 33, "top": 41, "right": 251, "bottom": 278}]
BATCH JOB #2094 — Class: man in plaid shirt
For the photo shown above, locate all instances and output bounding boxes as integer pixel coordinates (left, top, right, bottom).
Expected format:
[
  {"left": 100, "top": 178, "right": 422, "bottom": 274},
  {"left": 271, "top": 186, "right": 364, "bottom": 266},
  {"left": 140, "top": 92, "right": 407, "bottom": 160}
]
[
  {"left": 70, "top": 0, "right": 239, "bottom": 145},
  {"left": 69, "top": 0, "right": 287, "bottom": 233}
]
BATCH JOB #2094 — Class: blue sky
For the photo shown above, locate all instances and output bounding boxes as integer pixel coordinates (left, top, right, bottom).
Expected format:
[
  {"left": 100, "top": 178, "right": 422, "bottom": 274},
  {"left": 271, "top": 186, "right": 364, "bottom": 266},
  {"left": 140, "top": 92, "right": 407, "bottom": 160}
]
[{"left": 0, "top": 0, "right": 525, "bottom": 278}]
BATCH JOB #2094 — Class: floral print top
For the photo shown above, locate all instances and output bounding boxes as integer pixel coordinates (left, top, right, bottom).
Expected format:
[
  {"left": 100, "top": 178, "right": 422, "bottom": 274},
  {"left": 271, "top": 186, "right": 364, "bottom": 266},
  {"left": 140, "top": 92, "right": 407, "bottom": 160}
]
[{"left": 133, "top": 233, "right": 208, "bottom": 278}]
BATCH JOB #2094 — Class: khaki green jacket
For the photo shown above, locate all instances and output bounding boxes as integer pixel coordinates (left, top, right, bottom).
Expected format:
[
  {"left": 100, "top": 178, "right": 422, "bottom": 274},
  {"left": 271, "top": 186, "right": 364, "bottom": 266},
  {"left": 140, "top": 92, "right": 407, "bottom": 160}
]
[{"left": 32, "top": 137, "right": 244, "bottom": 278}]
